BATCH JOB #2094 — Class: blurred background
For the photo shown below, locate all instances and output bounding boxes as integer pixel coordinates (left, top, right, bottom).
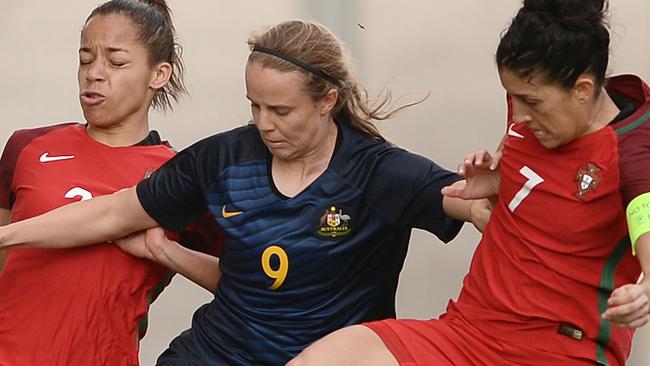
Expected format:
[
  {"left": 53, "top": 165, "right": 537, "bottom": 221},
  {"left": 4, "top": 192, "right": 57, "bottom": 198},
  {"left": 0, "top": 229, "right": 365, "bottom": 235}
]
[{"left": 1, "top": 1, "right": 648, "bottom": 364}]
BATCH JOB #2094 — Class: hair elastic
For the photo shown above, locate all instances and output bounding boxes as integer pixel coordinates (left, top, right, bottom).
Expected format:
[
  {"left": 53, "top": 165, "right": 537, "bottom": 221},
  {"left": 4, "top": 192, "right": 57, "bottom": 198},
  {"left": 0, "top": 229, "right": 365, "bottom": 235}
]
[{"left": 252, "top": 46, "right": 341, "bottom": 87}]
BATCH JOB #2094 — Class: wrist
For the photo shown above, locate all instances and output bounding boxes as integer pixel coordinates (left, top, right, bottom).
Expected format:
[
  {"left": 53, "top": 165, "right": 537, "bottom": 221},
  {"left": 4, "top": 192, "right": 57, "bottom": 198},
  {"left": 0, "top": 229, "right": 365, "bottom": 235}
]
[
  {"left": 151, "top": 239, "right": 181, "bottom": 270},
  {"left": 639, "top": 274, "right": 650, "bottom": 292},
  {"left": 468, "top": 200, "right": 476, "bottom": 223}
]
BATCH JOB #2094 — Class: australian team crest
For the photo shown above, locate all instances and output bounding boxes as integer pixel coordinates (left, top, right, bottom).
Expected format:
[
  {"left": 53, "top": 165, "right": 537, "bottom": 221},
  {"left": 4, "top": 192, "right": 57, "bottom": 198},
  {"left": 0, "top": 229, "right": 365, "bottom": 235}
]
[
  {"left": 317, "top": 206, "right": 352, "bottom": 238},
  {"left": 574, "top": 163, "right": 601, "bottom": 200}
]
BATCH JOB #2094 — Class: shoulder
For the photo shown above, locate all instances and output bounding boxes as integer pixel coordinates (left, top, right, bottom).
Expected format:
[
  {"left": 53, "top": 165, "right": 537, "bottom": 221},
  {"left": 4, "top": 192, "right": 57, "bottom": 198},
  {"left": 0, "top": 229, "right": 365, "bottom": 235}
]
[
  {"left": 609, "top": 75, "right": 650, "bottom": 136},
  {"left": 607, "top": 75, "right": 650, "bottom": 138},
  {"left": 5, "top": 122, "right": 78, "bottom": 151},
  {"left": 2, "top": 122, "right": 78, "bottom": 165},
  {"left": 349, "top": 138, "right": 440, "bottom": 176},
  {"left": 607, "top": 74, "right": 650, "bottom": 107},
  {"left": 609, "top": 76, "right": 650, "bottom": 203},
  {"left": 173, "top": 123, "right": 266, "bottom": 170},
  {"left": 1, "top": 123, "right": 77, "bottom": 207},
  {"left": 188, "top": 124, "right": 260, "bottom": 151}
]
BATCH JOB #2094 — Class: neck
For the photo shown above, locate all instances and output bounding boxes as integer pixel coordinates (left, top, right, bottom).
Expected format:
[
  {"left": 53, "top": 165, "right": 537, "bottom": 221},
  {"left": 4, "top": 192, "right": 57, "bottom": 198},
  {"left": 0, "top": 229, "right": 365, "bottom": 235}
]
[
  {"left": 272, "top": 119, "right": 338, "bottom": 197},
  {"left": 284, "top": 120, "right": 337, "bottom": 171},
  {"left": 86, "top": 118, "right": 151, "bottom": 147},
  {"left": 584, "top": 89, "right": 620, "bottom": 134}
]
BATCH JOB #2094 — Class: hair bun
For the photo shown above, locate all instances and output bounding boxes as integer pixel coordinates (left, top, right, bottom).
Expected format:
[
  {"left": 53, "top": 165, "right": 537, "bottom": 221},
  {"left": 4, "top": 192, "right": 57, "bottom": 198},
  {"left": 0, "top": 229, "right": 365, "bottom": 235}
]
[{"left": 522, "top": 0, "right": 606, "bottom": 23}]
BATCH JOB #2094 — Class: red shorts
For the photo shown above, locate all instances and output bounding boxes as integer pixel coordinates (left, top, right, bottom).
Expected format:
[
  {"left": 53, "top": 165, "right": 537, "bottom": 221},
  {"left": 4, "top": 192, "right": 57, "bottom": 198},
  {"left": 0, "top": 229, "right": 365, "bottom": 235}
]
[{"left": 364, "top": 312, "right": 614, "bottom": 366}]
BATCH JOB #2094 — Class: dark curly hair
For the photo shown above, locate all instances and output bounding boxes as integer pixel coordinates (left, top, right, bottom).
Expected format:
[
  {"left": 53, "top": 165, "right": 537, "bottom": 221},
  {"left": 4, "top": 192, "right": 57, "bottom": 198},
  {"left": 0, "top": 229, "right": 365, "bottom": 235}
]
[{"left": 496, "top": 0, "right": 610, "bottom": 91}]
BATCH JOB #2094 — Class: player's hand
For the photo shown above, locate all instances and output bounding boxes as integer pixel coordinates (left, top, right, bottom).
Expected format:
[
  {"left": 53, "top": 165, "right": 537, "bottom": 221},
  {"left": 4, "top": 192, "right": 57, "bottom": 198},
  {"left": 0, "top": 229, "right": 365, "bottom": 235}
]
[
  {"left": 442, "top": 149, "right": 501, "bottom": 200},
  {"left": 601, "top": 283, "right": 650, "bottom": 328},
  {"left": 459, "top": 149, "right": 501, "bottom": 175},
  {"left": 114, "top": 227, "right": 176, "bottom": 263},
  {"left": 114, "top": 230, "right": 153, "bottom": 260}
]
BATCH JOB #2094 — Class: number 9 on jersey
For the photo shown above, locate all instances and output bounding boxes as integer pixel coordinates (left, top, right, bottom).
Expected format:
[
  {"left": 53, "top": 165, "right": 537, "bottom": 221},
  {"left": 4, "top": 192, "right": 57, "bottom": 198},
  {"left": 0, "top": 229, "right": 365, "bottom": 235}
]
[{"left": 261, "top": 245, "right": 289, "bottom": 290}]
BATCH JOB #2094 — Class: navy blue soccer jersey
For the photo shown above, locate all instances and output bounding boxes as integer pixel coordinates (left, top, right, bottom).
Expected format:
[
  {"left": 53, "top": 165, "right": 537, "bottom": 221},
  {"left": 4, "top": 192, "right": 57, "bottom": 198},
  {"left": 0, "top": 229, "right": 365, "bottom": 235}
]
[{"left": 137, "top": 118, "right": 463, "bottom": 365}]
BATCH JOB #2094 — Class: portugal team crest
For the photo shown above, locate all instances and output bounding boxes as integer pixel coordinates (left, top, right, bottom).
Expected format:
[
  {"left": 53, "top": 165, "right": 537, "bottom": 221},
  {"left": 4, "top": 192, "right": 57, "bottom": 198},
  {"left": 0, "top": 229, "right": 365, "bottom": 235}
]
[
  {"left": 317, "top": 206, "right": 352, "bottom": 238},
  {"left": 574, "top": 163, "right": 601, "bottom": 200}
]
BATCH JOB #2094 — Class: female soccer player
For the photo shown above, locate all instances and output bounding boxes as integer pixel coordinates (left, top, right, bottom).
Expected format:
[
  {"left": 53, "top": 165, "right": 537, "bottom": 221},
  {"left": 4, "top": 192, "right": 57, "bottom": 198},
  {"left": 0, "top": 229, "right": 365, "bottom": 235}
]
[
  {"left": 289, "top": 0, "right": 650, "bottom": 365},
  {"left": 0, "top": 19, "right": 488, "bottom": 365},
  {"left": 0, "top": 1, "right": 219, "bottom": 365}
]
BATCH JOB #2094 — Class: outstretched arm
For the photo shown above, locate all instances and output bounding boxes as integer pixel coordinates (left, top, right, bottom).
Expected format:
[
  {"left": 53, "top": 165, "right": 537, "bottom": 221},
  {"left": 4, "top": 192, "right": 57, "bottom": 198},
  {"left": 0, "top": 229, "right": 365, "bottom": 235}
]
[
  {"left": 0, "top": 208, "right": 9, "bottom": 273},
  {"left": 0, "top": 187, "right": 157, "bottom": 249},
  {"left": 602, "top": 191, "right": 650, "bottom": 328},
  {"left": 116, "top": 227, "right": 221, "bottom": 292}
]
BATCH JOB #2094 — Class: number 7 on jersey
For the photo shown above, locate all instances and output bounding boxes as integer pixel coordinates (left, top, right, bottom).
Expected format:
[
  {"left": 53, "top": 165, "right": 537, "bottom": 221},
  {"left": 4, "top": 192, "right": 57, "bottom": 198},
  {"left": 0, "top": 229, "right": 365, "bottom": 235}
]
[{"left": 508, "top": 166, "right": 544, "bottom": 212}]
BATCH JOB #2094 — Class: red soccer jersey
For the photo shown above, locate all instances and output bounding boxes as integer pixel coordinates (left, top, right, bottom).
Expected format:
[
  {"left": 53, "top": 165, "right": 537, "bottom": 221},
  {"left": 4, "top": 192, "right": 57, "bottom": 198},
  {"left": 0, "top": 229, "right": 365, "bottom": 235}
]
[
  {"left": 453, "top": 75, "right": 650, "bottom": 365},
  {"left": 0, "top": 124, "right": 177, "bottom": 366}
]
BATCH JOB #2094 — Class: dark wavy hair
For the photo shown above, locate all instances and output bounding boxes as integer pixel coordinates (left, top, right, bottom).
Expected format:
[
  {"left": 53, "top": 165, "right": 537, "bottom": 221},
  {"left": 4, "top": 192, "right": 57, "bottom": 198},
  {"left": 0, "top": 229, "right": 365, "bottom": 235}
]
[{"left": 496, "top": 0, "right": 610, "bottom": 91}]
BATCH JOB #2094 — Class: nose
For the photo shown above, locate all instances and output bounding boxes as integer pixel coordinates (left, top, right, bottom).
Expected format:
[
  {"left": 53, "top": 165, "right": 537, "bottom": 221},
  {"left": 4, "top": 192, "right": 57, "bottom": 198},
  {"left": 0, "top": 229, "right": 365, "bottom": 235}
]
[
  {"left": 254, "top": 108, "right": 275, "bottom": 132},
  {"left": 511, "top": 99, "right": 532, "bottom": 124},
  {"left": 84, "top": 60, "right": 106, "bottom": 82}
]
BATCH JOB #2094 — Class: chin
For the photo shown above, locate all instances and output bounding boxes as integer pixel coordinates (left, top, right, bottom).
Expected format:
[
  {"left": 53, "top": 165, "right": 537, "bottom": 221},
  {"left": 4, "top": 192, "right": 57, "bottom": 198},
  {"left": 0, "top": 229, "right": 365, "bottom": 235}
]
[
  {"left": 269, "top": 150, "right": 292, "bottom": 160},
  {"left": 268, "top": 147, "right": 297, "bottom": 161},
  {"left": 540, "top": 139, "right": 563, "bottom": 149},
  {"left": 83, "top": 113, "right": 112, "bottom": 128}
]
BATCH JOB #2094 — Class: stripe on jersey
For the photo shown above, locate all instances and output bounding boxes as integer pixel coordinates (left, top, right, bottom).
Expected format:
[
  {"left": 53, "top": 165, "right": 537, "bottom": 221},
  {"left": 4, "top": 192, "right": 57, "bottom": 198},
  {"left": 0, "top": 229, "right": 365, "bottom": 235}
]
[
  {"left": 615, "top": 110, "right": 650, "bottom": 136},
  {"left": 137, "top": 272, "right": 174, "bottom": 339},
  {"left": 595, "top": 237, "right": 630, "bottom": 365}
]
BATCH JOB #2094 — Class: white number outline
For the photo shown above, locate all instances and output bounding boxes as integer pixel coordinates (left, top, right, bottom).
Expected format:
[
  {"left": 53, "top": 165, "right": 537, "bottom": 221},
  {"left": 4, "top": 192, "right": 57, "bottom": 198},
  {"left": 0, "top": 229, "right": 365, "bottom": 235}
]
[
  {"left": 64, "top": 187, "right": 93, "bottom": 202},
  {"left": 508, "top": 166, "right": 544, "bottom": 212}
]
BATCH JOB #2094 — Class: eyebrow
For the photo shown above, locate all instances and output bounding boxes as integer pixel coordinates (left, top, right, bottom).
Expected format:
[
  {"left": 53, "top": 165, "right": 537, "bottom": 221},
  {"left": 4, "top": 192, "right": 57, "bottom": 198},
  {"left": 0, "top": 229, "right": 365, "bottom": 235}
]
[
  {"left": 246, "top": 94, "right": 296, "bottom": 110},
  {"left": 507, "top": 90, "right": 540, "bottom": 100},
  {"left": 79, "top": 46, "right": 130, "bottom": 53}
]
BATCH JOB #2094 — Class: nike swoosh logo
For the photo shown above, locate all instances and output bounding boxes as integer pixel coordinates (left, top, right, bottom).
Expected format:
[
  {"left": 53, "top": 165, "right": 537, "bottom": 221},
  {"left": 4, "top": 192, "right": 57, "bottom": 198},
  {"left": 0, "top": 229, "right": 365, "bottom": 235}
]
[
  {"left": 222, "top": 206, "right": 243, "bottom": 218},
  {"left": 507, "top": 123, "right": 524, "bottom": 138},
  {"left": 40, "top": 152, "right": 76, "bottom": 162}
]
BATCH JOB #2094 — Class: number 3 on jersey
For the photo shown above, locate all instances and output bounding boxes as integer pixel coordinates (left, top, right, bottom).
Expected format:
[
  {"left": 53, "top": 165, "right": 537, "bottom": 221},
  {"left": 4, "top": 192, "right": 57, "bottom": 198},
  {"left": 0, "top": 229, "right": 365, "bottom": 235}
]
[
  {"left": 65, "top": 187, "right": 93, "bottom": 201},
  {"left": 261, "top": 245, "right": 289, "bottom": 290},
  {"left": 508, "top": 166, "right": 544, "bottom": 212}
]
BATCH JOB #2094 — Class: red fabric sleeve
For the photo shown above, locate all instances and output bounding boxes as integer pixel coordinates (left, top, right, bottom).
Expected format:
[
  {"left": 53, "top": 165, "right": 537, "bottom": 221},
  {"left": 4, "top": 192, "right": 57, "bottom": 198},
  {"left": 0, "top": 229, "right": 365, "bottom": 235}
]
[{"left": 1, "top": 124, "right": 76, "bottom": 208}]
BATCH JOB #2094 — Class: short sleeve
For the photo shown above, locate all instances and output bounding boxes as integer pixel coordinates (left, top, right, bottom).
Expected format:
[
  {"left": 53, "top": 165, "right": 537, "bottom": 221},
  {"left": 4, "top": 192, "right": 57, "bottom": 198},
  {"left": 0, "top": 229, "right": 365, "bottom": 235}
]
[
  {"left": 137, "top": 136, "right": 218, "bottom": 233},
  {"left": 1, "top": 124, "right": 77, "bottom": 209},
  {"left": 618, "top": 120, "right": 650, "bottom": 206},
  {"left": 365, "top": 148, "right": 463, "bottom": 242},
  {"left": 1, "top": 132, "right": 27, "bottom": 209},
  {"left": 407, "top": 179, "right": 464, "bottom": 242}
]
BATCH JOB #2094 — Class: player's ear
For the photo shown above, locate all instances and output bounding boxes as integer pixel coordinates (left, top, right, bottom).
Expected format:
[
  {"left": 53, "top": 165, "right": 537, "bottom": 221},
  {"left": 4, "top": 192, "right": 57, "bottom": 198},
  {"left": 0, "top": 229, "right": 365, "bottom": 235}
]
[
  {"left": 319, "top": 88, "right": 338, "bottom": 116},
  {"left": 149, "top": 61, "right": 172, "bottom": 90},
  {"left": 572, "top": 74, "right": 596, "bottom": 104}
]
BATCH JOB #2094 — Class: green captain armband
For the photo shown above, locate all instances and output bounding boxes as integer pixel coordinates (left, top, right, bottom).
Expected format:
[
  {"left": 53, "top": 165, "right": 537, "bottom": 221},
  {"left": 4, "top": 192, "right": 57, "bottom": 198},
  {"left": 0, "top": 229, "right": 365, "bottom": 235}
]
[{"left": 626, "top": 192, "right": 650, "bottom": 256}]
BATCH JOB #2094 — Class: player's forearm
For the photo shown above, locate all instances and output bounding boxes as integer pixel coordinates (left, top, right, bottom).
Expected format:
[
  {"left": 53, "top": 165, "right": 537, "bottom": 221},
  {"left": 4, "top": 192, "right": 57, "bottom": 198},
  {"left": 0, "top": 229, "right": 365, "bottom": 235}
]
[
  {"left": 442, "top": 196, "right": 473, "bottom": 222},
  {"left": 443, "top": 196, "right": 492, "bottom": 232},
  {"left": 154, "top": 242, "right": 221, "bottom": 292},
  {"left": 0, "top": 188, "right": 154, "bottom": 249},
  {"left": 0, "top": 199, "right": 109, "bottom": 249},
  {"left": 635, "top": 234, "right": 650, "bottom": 292}
]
